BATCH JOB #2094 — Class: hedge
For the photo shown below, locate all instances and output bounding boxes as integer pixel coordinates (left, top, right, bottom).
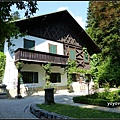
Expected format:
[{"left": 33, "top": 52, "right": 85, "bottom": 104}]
[{"left": 73, "top": 95, "right": 120, "bottom": 108}]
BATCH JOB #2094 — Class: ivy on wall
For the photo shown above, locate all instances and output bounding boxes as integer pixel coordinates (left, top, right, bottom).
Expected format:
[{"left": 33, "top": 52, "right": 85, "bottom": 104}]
[
  {"left": 42, "top": 62, "right": 52, "bottom": 88},
  {"left": 65, "top": 59, "right": 91, "bottom": 90},
  {"left": 0, "top": 52, "right": 6, "bottom": 84},
  {"left": 83, "top": 47, "right": 89, "bottom": 63}
]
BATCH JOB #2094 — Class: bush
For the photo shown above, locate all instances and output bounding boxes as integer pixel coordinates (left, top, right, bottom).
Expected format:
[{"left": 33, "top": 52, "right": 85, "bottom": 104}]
[
  {"left": 113, "top": 90, "right": 120, "bottom": 94},
  {"left": 73, "top": 96, "right": 120, "bottom": 108},
  {"left": 73, "top": 89, "right": 120, "bottom": 108},
  {"left": 73, "top": 96, "right": 107, "bottom": 107},
  {"left": 0, "top": 52, "right": 6, "bottom": 83}
]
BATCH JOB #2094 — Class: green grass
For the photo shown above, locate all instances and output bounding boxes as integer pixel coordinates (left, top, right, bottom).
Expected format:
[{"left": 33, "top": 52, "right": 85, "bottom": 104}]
[{"left": 36, "top": 103, "right": 120, "bottom": 119}]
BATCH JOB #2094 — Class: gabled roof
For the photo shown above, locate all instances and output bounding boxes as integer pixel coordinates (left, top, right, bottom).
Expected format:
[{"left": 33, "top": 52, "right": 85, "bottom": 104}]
[{"left": 14, "top": 10, "right": 101, "bottom": 55}]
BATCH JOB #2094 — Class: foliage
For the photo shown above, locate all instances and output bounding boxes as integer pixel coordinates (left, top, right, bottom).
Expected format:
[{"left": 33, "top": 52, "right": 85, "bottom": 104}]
[
  {"left": 65, "top": 60, "right": 77, "bottom": 89},
  {"left": 82, "top": 47, "right": 89, "bottom": 61},
  {"left": 91, "top": 82, "right": 99, "bottom": 93},
  {"left": 42, "top": 63, "right": 52, "bottom": 88},
  {"left": 15, "top": 61, "right": 24, "bottom": 71},
  {"left": 73, "top": 82, "right": 120, "bottom": 107},
  {"left": 0, "top": 52, "right": 6, "bottom": 84},
  {"left": 11, "top": 11, "right": 20, "bottom": 21},
  {"left": 43, "top": 80, "right": 52, "bottom": 89},
  {"left": 73, "top": 96, "right": 108, "bottom": 107},
  {"left": 0, "top": 1, "right": 38, "bottom": 48},
  {"left": 90, "top": 53, "right": 100, "bottom": 83},
  {"left": 97, "top": 57, "right": 120, "bottom": 87},
  {"left": 65, "top": 60, "right": 91, "bottom": 90},
  {"left": 36, "top": 103, "right": 120, "bottom": 118},
  {"left": 73, "top": 90, "right": 120, "bottom": 108},
  {"left": 15, "top": 61, "right": 24, "bottom": 81},
  {"left": 97, "top": 82, "right": 119, "bottom": 101},
  {"left": 86, "top": 1, "right": 120, "bottom": 87}
]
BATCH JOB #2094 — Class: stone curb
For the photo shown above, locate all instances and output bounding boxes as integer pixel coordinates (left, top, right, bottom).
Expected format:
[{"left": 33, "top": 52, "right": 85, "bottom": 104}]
[{"left": 30, "top": 103, "right": 73, "bottom": 119}]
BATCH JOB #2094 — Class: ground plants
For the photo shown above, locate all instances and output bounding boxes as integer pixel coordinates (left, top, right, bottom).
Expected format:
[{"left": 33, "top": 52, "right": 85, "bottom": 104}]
[
  {"left": 36, "top": 103, "right": 120, "bottom": 118},
  {"left": 73, "top": 83, "right": 120, "bottom": 107},
  {"left": 0, "top": 52, "right": 6, "bottom": 84},
  {"left": 42, "top": 63, "right": 52, "bottom": 89}
]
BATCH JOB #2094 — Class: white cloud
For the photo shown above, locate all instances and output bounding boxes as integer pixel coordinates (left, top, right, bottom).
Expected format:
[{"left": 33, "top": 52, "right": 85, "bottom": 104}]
[
  {"left": 57, "top": 7, "right": 69, "bottom": 11},
  {"left": 57, "top": 7, "right": 85, "bottom": 29},
  {"left": 74, "top": 16, "right": 85, "bottom": 29}
]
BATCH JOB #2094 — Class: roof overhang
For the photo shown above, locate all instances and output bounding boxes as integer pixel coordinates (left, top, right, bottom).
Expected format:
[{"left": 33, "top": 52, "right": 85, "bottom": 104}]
[{"left": 13, "top": 10, "right": 101, "bottom": 55}]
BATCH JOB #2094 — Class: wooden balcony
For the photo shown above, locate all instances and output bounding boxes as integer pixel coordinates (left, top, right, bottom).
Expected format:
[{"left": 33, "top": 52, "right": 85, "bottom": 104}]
[{"left": 15, "top": 48, "right": 69, "bottom": 66}]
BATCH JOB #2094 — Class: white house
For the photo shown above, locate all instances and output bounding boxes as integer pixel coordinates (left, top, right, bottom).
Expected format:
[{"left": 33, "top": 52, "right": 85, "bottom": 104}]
[{"left": 3, "top": 10, "right": 101, "bottom": 97}]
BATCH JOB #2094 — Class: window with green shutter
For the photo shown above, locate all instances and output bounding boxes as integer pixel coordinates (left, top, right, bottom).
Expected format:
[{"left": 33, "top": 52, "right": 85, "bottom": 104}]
[
  {"left": 69, "top": 49, "right": 76, "bottom": 60},
  {"left": 49, "top": 44, "right": 57, "bottom": 54},
  {"left": 24, "top": 39, "right": 35, "bottom": 50}
]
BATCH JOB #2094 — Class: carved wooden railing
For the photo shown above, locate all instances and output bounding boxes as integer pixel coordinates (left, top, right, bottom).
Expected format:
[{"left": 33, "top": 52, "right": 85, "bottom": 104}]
[{"left": 15, "top": 48, "right": 69, "bottom": 66}]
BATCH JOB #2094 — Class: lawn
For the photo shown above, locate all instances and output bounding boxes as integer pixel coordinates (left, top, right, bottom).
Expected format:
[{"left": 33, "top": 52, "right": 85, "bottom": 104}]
[{"left": 36, "top": 103, "right": 120, "bottom": 119}]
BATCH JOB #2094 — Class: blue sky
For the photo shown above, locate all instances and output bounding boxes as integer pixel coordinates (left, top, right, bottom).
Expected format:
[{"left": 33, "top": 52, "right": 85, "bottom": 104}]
[{"left": 11, "top": 1, "right": 89, "bottom": 29}]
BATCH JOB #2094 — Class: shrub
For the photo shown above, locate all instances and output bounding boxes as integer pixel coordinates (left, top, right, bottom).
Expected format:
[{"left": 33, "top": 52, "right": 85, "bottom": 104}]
[
  {"left": 73, "top": 89, "right": 120, "bottom": 108},
  {"left": 73, "top": 96, "right": 107, "bottom": 107},
  {"left": 73, "top": 96, "right": 120, "bottom": 108},
  {"left": 0, "top": 52, "right": 6, "bottom": 83}
]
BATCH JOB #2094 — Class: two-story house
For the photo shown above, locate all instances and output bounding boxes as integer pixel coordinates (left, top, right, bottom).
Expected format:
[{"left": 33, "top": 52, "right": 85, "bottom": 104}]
[{"left": 3, "top": 10, "right": 101, "bottom": 97}]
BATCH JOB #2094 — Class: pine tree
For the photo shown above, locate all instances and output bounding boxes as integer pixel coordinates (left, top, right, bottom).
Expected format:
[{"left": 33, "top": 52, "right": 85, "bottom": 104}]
[{"left": 86, "top": 1, "right": 120, "bottom": 87}]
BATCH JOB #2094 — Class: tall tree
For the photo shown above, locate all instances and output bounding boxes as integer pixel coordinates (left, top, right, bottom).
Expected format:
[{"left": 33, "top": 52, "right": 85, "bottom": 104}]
[
  {"left": 0, "top": 1, "right": 38, "bottom": 46},
  {"left": 11, "top": 11, "right": 20, "bottom": 20},
  {"left": 86, "top": 1, "right": 120, "bottom": 87}
]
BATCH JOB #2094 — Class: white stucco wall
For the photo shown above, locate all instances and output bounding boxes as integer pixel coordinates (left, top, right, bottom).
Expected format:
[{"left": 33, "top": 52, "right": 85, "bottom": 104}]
[
  {"left": 21, "top": 65, "right": 67, "bottom": 88},
  {"left": 3, "top": 35, "right": 66, "bottom": 89},
  {"left": 6, "top": 35, "right": 64, "bottom": 55}
]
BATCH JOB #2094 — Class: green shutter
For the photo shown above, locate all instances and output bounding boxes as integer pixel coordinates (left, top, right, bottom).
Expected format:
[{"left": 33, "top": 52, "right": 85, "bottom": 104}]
[
  {"left": 53, "top": 45, "right": 57, "bottom": 54},
  {"left": 70, "top": 49, "right": 76, "bottom": 60},
  {"left": 49, "top": 44, "right": 57, "bottom": 54},
  {"left": 49, "top": 44, "right": 53, "bottom": 53}
]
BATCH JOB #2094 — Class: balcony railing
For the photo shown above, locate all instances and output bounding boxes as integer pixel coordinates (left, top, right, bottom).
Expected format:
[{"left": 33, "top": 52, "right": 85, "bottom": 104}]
[{"left": 15, "top": 48, "right": 68, "bottom": 66}]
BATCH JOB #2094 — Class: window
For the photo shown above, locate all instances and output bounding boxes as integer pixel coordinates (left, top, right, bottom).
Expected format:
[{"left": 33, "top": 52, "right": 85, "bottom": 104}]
[
  {"left": 69, "top": 49, "right": 76, "bottom": 60},
  {"left": 24, "top": 39, "right": 35, "bottom": 50},
  {"left": 21, "top": 71, "right": 38, "bottom": 83},
  {"left": 84, "top": 52, "right": 89, "bottom": 63},
  {"left": 71, "top": 73, "right": 80, "bottom": 82},
  {"left": 50, "top": 73, "right": 61, "bottom": 83},
  {"left": 49, "top": 44, "right": 57, "bottom": 54}
]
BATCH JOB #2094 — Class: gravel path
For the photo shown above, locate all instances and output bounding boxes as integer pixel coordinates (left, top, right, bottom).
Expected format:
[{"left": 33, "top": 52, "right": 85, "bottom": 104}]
[
  {"left": 0, "top": 90, "right": 119, "bottom": 119},
  {"left": 0, "top": 90, "right": 77, "bottom": 119},
  {"left": 0, "top": 96, "right": 44, "bottom": 119}
]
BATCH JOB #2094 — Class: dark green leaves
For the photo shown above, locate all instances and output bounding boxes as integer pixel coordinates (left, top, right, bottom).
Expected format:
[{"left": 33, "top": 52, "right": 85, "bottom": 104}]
[{"left": 86, "top": 1, "right": 120, "bottom": 87}]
